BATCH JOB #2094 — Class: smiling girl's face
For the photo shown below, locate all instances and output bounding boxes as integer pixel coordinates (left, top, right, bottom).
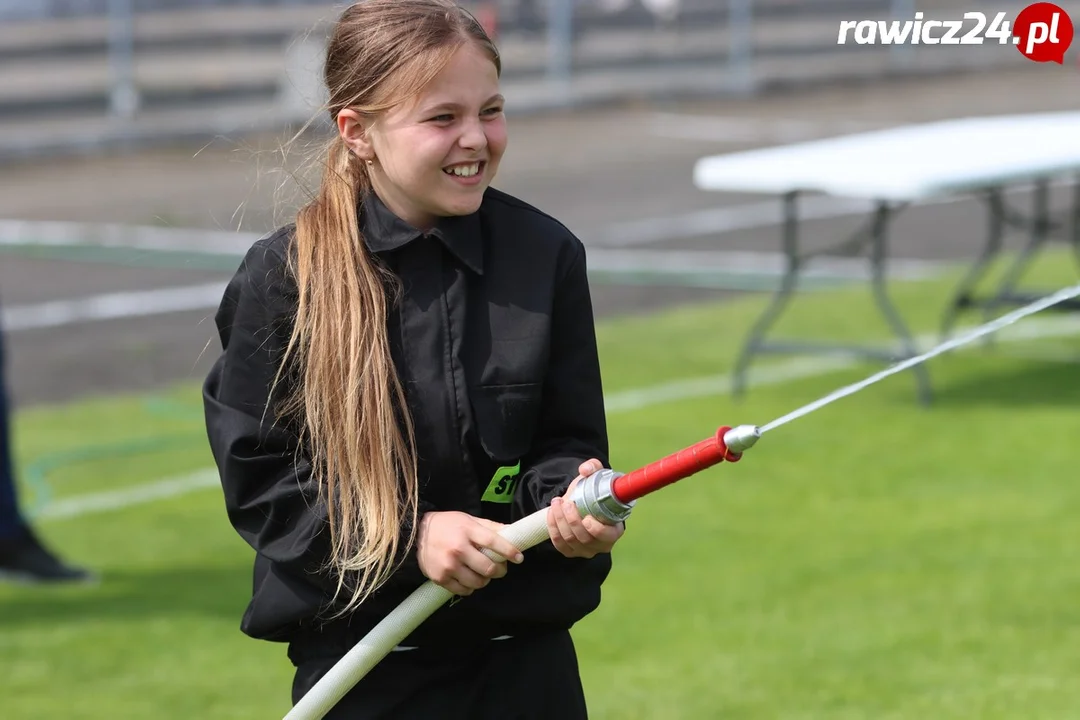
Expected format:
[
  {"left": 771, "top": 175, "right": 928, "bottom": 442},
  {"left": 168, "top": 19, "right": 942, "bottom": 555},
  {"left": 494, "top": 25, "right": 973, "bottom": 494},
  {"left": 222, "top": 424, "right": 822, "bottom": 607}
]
[{"left": 339, "top": 41, "right": 507, "bottom": 231}]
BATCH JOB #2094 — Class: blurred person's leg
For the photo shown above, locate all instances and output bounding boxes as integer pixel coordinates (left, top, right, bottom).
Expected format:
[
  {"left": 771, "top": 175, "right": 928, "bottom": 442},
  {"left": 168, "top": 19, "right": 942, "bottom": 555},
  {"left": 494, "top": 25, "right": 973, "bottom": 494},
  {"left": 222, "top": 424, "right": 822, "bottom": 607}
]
[
  {"left": 0, "top": 356, "right": 19, "bottom": 538},
  {"left": 0, "top": 310, "right": 93, "bottom": 584}
]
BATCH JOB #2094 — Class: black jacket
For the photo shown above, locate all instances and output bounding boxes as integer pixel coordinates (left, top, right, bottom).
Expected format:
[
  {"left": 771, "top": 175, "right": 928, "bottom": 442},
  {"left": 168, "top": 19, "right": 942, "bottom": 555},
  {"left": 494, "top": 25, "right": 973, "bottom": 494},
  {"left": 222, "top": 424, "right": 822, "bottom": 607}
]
[{"left": 202, "top": 187, "right": 612, "bottom": 656}]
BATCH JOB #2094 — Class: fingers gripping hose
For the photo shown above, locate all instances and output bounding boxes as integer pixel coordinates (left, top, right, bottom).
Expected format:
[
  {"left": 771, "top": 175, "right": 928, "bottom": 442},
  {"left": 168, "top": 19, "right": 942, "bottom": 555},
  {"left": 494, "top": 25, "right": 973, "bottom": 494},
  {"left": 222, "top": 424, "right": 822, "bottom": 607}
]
[
  {"left": 282, "top": 425, "right": 761, "bottom": 720},
  {"left": 282, "top": 508, "right": 552, "bottom": 720}
]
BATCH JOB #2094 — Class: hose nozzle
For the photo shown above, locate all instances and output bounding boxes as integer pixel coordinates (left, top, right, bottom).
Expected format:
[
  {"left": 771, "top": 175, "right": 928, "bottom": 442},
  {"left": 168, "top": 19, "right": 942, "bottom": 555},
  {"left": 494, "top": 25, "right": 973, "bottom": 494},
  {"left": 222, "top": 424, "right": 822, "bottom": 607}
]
[
  {"left": 570, "top": 468, "right": 634, "bottom": 526},
  {"left": 722, "top": 424, "right": 761, "bottom": 454},
  {"left": 574, "top": 423, "right": 762, "bottom": 517}
]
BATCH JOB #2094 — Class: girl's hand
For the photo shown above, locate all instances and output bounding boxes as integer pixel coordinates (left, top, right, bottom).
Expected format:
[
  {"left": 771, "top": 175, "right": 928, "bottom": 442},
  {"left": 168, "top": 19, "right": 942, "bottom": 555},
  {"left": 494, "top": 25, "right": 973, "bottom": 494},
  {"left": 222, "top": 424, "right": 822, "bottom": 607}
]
[
  {"left": 416, "top": 511, "right": 524, "bottom": 596},
  {"left": 546, "top": 458, "right": 626, "bottom": 559}
]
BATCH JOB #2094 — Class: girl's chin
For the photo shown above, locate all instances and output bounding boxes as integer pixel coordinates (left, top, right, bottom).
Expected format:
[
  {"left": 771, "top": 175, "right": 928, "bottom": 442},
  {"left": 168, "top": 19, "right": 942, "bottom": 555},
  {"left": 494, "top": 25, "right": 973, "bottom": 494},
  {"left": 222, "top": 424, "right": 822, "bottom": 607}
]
[{"left": 436, "top": 192, "right": 486, "bottom": 217}]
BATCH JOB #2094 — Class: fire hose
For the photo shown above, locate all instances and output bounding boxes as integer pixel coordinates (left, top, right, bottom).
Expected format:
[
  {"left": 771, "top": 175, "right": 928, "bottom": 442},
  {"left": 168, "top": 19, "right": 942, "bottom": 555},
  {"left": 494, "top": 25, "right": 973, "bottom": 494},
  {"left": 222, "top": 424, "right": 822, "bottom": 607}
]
[
  {"left": 283, "top": 280, "right": 1080, "bottom": 720},
  {"left": 283, "top": 423, "right": 763, "bottom": 720}
]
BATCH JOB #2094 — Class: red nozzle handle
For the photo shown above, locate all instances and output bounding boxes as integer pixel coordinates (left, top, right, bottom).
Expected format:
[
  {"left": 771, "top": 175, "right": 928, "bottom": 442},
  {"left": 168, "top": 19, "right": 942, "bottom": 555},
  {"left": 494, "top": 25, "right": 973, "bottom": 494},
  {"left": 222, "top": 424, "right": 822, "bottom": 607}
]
[{"left": 610, "top": 426, "right": 742, "bottom": 504}]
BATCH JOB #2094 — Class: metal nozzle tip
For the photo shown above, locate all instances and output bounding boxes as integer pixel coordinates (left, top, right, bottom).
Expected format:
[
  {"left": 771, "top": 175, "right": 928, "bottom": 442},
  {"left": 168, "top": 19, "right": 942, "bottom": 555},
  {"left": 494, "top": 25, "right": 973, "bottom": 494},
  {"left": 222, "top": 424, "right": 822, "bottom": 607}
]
[{"left": 723, "top": 424, "right": 761, "bottom": 454}]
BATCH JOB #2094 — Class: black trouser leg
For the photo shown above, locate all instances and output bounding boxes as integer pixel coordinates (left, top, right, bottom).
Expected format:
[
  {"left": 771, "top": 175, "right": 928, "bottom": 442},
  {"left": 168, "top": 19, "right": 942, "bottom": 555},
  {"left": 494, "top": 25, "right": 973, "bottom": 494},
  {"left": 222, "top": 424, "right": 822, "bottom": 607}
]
[
  {"left": 291, "top": 630, "right": 589, "bottom": 720},
  {"left": 0, "top": 316, "right": 25, "bottom": 540}
]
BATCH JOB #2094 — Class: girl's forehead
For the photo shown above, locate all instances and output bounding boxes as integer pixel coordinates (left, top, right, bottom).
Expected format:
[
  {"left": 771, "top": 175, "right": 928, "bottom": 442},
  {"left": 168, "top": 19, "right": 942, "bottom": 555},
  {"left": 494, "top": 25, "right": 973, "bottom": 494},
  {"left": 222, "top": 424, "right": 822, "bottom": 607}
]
[
  {"left": 382, "top": 45, "right": 499, "bottom": 118},
  {"left": 428, "top": 44, "right": 498, "bottom": 87}
]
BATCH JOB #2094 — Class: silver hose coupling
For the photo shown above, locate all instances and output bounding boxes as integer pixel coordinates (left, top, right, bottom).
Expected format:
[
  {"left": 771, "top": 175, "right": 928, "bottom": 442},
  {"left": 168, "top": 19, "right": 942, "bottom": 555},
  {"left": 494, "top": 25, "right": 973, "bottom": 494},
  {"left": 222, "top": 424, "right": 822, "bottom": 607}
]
[
  {"left": 723, "top": 424, "right": 762, "bottom": 455},
  {"left": 569, "top": 468, "right": 635, "bottom": 526}
]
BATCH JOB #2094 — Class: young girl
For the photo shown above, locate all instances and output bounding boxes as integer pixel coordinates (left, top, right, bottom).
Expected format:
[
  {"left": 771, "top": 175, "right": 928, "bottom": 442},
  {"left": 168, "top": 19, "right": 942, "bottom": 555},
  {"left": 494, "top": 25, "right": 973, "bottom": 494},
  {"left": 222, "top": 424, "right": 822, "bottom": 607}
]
[{"left": 202, "top": 1, "right": 626, "bottom": 717}]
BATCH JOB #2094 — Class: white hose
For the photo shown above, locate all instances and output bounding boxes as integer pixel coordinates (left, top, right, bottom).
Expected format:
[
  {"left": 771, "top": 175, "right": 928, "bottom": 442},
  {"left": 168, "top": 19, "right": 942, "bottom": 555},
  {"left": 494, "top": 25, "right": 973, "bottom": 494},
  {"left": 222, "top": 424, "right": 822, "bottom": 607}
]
[{"left": 282, "top": 506, "right": 555, "bottom": 720}]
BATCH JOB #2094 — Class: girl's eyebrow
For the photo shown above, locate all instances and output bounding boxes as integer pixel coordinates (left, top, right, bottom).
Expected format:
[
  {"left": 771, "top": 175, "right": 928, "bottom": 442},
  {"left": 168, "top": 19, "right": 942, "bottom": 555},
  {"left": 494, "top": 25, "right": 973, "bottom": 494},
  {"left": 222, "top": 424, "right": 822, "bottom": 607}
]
[{"left": 419, "top": 94, "right": 505, "bottom": 115}]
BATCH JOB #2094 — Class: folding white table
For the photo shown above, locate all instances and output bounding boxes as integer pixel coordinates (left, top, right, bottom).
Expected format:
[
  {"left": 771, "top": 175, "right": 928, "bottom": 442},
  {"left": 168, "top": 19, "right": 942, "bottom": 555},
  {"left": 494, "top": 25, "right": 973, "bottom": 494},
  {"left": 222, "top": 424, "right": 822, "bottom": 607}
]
[{"left": 692, "top": 111, "right": 1080, "bottom": 405}]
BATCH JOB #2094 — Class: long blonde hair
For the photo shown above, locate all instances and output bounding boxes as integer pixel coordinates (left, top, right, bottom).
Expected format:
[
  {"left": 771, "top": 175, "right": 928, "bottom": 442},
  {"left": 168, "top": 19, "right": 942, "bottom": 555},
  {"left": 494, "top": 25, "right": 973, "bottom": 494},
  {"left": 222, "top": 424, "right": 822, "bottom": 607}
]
[{"left": 272, "top": 0, "right": 500, "bottom": 614}]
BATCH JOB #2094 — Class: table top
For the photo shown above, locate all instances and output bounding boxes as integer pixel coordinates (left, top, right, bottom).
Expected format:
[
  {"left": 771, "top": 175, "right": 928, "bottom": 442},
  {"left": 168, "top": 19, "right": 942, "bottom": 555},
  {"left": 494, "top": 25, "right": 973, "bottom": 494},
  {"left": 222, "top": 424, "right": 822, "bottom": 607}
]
[{"left": 692, "top": 111, "right": 1080, "bottom": 201}]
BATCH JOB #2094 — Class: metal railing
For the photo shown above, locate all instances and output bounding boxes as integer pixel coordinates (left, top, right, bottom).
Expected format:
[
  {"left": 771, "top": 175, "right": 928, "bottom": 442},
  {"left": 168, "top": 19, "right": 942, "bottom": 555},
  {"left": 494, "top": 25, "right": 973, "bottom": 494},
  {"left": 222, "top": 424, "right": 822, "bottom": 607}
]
[{"left": 0, "top": 0, "right": 1038, "bottom": 125}]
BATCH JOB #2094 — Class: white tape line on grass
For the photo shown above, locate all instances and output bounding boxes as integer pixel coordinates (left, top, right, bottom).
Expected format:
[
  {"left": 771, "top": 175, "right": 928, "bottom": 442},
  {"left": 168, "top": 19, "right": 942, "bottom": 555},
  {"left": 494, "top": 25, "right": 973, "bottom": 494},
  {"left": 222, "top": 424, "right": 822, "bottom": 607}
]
[
  {"left": 2, "top": 282, "right": 229, "bottom": 332},
  {"left": 605, "top": 313, "right": 1080, "bottom": 412},
  {"left": 0, "top": 220, "right": 258, "bottom": 257},
  {"left": 2, "top": 251, "right": 941, "bottom": 333},
  {"left": 38, "top": 314, "right": 1080, "bottom": 522},
  {"left": 37, "top": 468, "right": 220, "bottom": 520}
]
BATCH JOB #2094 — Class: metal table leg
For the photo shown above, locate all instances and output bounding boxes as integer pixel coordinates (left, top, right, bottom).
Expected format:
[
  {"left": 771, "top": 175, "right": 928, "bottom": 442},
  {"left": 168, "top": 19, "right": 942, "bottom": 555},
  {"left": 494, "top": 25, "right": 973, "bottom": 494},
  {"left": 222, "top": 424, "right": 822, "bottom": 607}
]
[
  {"left": 987, "top": 179, "right": 1052, "bottom": 319},
  {"left": 732, "top": 193, "right": 932, "bottom": 405},
  {"left": 732, "top": 191, "right": 801, "bottom": 399},
  {"left": 940, "top": 188, "right": 1005, "bottom": 341},
  {"left": 941, "top": 175, "right": 1080, "bottom": 337},
  {"left": 869, "top": 202, "right": 933, "bottom": 405}
]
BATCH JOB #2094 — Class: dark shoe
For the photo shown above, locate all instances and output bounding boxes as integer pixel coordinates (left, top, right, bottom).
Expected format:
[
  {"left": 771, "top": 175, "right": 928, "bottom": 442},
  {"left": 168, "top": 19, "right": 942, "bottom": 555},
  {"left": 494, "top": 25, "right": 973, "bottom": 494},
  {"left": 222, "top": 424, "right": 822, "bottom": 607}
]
[{"left": 0, "top": 526, "right": 96, "bottom": 584}]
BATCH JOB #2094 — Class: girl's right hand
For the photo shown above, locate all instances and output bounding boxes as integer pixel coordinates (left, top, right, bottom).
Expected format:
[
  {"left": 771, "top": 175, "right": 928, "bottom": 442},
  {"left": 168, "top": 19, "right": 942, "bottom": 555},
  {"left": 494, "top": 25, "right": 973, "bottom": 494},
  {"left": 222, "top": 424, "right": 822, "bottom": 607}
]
[{"left": 415, "top": 511, "right": 524, "bottom": 596}]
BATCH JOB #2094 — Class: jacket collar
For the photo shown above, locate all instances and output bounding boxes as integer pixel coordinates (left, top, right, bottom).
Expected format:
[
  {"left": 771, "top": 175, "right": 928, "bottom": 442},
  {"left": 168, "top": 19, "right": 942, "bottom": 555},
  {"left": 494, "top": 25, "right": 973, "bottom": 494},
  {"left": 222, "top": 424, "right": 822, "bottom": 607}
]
[{"left": 360, "top": 190, "right": 484, "bottom": 275}]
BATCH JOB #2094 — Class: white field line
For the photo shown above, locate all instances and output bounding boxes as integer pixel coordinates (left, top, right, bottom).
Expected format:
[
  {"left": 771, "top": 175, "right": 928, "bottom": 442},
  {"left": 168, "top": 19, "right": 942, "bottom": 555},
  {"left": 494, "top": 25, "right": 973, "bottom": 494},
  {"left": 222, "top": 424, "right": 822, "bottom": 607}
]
[
  {"left": 3, "top": 199, "right": 855, "bottom": 255},
  {"left": 36, "top": 313, "right": 1080, "bottom": 523},
  {"left": 1, "top": 199, "right": 890, "bottom": 255},
  {"left": 605, "top": 313, "right": 1080, "bottom": 413},
  {"left": 595, "top": 173, "right": 1080, "bottom": 248},
  {"left": 2, "top": 175, "right": 1071, "bottom": 333},
  {"left": 0, "top": 198, "right": 884, "bottom": 257},
  {"left": 2, "top": 251, "right": 949, "bottom": 333},
  {"left": 594, "top": 195, "right": 882, "bottom": 247},
  {"left": 36, "top": 468, "right": 221, "bottom": 521},
  {"left": 586, "top": 247, "right": 947, "bottom": 281},
  {"left": 2, "top": 282, "right": 229, "bottom": 332},
  {"left": 2, "top": 173, "right": 1075, "bottom": 255},
  {"left": 0, "top": 219, "right": 259, "bottom": 256}
]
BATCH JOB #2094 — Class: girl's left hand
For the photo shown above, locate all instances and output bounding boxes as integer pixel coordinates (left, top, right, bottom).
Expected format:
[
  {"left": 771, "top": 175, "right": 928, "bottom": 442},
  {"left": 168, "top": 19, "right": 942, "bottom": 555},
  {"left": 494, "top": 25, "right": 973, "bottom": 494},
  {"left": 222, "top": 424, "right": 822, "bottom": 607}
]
[{"left": 546, "top": 458, "right": 626, "bottom": 559}]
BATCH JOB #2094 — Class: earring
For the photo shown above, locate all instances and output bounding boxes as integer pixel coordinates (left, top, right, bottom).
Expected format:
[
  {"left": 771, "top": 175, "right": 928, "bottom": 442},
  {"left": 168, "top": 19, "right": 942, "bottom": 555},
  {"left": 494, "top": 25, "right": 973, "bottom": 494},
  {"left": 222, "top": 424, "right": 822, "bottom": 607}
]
[{"left": 366, "top": 159, "right": 373, "bottom": 167}]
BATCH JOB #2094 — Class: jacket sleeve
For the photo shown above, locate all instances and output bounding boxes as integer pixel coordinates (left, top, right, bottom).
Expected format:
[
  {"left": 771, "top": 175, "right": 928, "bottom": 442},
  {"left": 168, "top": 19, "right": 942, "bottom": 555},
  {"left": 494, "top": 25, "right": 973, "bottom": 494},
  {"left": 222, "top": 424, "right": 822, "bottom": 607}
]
[
  {"left": 512, "top": 238, "right": 610, "bottom": 524},
  {"left": 202, "top": 240, "right": 431, "bottom": 599}
]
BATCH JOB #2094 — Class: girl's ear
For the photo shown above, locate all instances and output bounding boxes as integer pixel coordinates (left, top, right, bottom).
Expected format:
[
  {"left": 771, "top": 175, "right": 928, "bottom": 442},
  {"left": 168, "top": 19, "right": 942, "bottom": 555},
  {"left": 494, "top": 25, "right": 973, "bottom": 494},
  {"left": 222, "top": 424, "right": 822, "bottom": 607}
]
[{"left": 337, "top": 109, "right": 374, "bottom": 161}]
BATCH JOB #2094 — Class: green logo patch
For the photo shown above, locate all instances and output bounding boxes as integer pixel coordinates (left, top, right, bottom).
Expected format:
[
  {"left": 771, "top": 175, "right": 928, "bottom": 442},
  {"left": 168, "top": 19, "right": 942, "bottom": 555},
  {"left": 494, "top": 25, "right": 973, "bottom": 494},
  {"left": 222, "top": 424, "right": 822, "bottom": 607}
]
[{"left": 481, "top": 461, "right": 521, "bottom": 503}]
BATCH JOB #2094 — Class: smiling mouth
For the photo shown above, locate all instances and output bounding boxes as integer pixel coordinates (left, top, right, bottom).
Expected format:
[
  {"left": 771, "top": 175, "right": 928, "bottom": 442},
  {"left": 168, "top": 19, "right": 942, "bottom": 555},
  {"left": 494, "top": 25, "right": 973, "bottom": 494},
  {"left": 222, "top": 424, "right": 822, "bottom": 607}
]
[{"left": 443, "top": 161, "right": 485, "bottom": 178}]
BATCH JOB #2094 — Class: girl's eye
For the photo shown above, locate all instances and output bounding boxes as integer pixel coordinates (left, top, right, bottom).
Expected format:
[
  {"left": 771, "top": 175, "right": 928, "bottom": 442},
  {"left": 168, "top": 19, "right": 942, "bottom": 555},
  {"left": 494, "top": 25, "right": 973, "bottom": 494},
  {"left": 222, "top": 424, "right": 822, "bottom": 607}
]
[
  {"left": 483, "top": 106, "right": 503, "bottom": 116},
  {"left": 429, "top": 114, "right": 453, "bottom": 122}
]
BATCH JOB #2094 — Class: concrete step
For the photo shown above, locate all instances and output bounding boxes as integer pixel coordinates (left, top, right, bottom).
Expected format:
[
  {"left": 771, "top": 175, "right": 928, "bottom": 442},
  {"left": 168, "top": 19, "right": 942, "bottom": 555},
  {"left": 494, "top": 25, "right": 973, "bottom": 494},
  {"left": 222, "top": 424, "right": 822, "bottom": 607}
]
[
  {"left": 0, "top": 38, "right": 1031, "bottom": 165},
  {"left": 0, "top": 0, "right": 895, "bottom": 56},
  {"left": 0, "top": 0, "right": 1036, "bottom": 147},
  {"left": 0, "top": 4, "right": 330, "bottom": 59},
  {"left": 1, "top": 7, "right": 1030, "bottom": 121},
  {"left": 0, "top": 0, "right": 1016, "bottom": 63},
  {"left": 0, "top": 46, "right": 284, "bottom": 117}
]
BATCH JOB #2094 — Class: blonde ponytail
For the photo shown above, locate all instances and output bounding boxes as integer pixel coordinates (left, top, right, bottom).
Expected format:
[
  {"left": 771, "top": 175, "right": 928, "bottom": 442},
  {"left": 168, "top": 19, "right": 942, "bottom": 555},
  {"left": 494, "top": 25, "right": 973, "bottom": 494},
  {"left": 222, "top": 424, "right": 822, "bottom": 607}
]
[
  {"left": 269, "top": 0, "right": 500, "bottom": 614},
  {"left": 274, "top": 136, "right": 417, "bottom": 613}
]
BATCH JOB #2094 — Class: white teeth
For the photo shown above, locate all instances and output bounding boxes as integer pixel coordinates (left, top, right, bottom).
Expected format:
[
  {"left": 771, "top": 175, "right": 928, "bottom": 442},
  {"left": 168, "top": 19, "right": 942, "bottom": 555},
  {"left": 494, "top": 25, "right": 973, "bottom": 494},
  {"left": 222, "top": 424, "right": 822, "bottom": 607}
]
[{"left": 447, "top": 163, "right": 480, "bottom": 177}]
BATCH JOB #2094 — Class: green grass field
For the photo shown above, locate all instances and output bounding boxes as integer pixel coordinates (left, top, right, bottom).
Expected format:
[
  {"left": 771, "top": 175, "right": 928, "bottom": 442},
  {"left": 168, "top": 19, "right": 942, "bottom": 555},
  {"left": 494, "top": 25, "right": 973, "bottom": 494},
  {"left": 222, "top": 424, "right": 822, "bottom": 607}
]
[{"left": 4, "top": 255, "right": 1080, "bottom": 719}]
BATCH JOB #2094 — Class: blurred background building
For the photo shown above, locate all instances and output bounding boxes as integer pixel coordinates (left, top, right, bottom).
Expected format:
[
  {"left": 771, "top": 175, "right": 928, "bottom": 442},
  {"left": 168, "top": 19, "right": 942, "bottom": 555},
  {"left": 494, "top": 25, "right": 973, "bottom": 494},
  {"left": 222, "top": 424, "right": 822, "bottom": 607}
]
[
  {"left": 0, "top": 0, "right": 1033, "bottom": 162},
  {"left": 0, "top": 0, "right": 1073, "bottom": 406}
]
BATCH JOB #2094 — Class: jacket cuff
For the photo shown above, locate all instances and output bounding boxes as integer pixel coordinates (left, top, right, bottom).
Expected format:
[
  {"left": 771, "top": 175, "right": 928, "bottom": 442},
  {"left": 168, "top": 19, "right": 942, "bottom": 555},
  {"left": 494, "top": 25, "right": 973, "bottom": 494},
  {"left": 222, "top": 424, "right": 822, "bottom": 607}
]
[
  {"left": 385, "top": 499, "right": 438, "bottom": 588},
  {"left": 515, "top": 455, "right": 595, "bottom": 556}
]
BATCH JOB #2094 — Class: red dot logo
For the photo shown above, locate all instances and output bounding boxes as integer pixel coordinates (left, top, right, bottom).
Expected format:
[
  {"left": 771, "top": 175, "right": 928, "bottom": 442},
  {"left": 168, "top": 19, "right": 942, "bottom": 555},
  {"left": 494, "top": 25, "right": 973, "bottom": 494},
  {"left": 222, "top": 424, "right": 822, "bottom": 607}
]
[{"left": 1013, "top": 2, "right": 1074, "bottom": 64}]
